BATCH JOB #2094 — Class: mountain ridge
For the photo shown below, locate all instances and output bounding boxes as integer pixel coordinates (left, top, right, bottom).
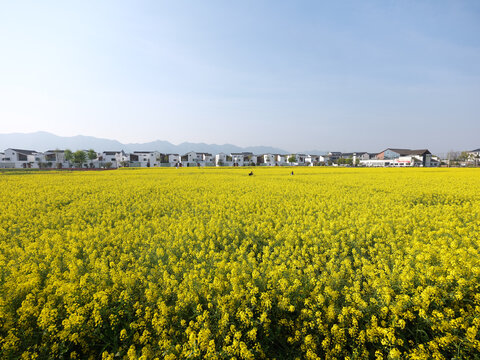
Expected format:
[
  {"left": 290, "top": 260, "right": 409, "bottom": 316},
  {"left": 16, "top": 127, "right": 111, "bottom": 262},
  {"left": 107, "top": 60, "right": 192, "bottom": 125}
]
[{"left": 0, "top": 131, "right": 289, "bottom": 155}]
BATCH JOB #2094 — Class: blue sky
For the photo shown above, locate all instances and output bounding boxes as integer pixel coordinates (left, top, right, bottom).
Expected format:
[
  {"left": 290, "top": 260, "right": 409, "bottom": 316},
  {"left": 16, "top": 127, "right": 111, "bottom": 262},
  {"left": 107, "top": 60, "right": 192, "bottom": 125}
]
[{"left": 0, "top": 1, "right": 479, "bottom": 153}]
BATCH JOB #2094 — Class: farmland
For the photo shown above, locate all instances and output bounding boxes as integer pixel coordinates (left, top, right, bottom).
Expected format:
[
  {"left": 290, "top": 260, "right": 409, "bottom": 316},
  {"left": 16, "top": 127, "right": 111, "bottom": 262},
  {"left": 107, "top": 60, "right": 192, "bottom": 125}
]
[{"left": 1, "top": 168, "right": 479, "bottom": 359}]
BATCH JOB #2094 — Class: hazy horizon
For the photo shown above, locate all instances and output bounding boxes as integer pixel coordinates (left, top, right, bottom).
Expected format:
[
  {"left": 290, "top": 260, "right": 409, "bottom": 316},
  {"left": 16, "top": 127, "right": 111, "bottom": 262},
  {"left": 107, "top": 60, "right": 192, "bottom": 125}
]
[
  {"left": 1, "top": 130, "right": 476, "bottom": 157},
  {"left": 1, "top": 1, "right": 479, "bottom": 153}
]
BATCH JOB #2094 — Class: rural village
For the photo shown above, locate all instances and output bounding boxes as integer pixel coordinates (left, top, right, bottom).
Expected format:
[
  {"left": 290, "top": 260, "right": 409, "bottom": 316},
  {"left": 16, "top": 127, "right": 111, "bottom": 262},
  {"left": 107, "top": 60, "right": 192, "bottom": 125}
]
[{"left": 1, "top": 147, "right": 479, "bottom": 169}]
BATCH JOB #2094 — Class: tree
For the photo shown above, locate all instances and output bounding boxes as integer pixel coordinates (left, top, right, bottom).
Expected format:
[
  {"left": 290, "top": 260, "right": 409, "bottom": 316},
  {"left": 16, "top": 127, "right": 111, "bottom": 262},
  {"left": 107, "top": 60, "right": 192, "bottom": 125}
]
[
  {"left": 105, "top": 162, "right": 113, "bottom": 169},
  {"left": 64, "top": 149, "right": 73, "bottom": 167},
  {"left": 459, "top": 151, "right": 470, "bottom": 162},
  {"left": 87, "top": 149, "right": 97, "bottom": 168},
  {"left": 157, "top": 154, "right": 169, "bottom": 164},
  {"left": 73, "top": 150, "right": 87, "bottom": 167},
  {"left": 288, "top": 156, "right": 296, "bottom": 164},
  {"left": 447, "top": 150, "right": 460, "bottom": 167}
]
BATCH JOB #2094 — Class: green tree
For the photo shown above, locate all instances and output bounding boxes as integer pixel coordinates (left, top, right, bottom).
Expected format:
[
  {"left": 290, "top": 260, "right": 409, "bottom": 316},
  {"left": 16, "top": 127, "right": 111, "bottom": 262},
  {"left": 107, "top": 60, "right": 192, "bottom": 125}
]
[
  {"left": 73, "top": 150, "right": 87, "bottom": 167},
  {"left": 64, "top": 149, "right": 73, "bottom": 167},
  {"left": 288, "top": 156, "right": 296, "bottom": 163},
  {"left": 87, "top": 149, "right": 97, "bottom": 168},
  {"left": 459, "top": 151, "right": 469, "bottom": 161}
]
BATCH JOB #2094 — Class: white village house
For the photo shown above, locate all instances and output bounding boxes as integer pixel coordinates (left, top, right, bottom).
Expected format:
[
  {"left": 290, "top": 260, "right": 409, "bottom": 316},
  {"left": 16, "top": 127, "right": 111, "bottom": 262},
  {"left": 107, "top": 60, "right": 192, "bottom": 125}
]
[
  {"left": 2, "top": 149, "right": 43, "bottom": 168},
  {"left": 230, "top": 153, "right": 245, "bottom": 166},
  {"left": 163, "top": 154, "right": 181, "bottom": 167},
  {"left": 0, "top": 145, "right": 456, "bottom": 169},
  {"left": 468, "top": 149, "right": 480, "bottom": 165},
  {"left": 275, "top": 154, "right": 288, "bottom": 165},
  {"left": 215, "top": 153, "right": 231, "bottom": 166},
  {"left": 129, "top": 151, "right": 161, "bottom": 167},
  {"left": 181, "top": 151, "right": 214, "bottom": 167},
  {"left": 231, "top": 152, "right": 256, "bottom": 166},
  {"left": 257, "top": 154, "right": 276, "bottom": 166},
  {"left": 374, "top": 148, "right": 434, "bottom": 167},
  {"left": 43, "top": 150, "right": 69, "bottom": 168},
  {"left": 305, "top": 155, "right": 321, "bottom": 166},
  {"left": 286, "top": 154, "right": 307, "bottom": 165},
  {"left": 98, "top": 151, "right": 128, "bottom": 168}
]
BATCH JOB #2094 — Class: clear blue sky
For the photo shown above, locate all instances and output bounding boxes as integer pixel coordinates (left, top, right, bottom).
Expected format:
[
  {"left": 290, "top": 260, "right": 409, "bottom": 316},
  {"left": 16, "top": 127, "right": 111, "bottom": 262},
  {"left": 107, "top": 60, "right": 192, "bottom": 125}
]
[{"left": 0, "top": 1, "right": 479, "bottom": 153}]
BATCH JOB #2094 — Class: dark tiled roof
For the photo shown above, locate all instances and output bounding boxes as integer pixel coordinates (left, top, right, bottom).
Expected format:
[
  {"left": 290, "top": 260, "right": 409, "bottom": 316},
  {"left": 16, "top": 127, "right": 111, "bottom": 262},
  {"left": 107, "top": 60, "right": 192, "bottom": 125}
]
[
  {"left": 11, "top": 149, "right": 37, "bottom": 155},
  {"left": 404, "top": 149, "right": 431, "bottom": 155},
  {"left": 382, "top": 148, "right": 431, "bottom": 156},
  {"left": 385, "top": 148, "right": 411, "bottom": 154}
]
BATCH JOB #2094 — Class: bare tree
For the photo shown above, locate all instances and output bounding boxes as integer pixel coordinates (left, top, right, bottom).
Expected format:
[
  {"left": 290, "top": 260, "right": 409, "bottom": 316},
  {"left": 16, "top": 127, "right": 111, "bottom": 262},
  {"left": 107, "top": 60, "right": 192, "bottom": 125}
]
[{"left": 446, "top": 150, "right": 460, "bottom": 167}]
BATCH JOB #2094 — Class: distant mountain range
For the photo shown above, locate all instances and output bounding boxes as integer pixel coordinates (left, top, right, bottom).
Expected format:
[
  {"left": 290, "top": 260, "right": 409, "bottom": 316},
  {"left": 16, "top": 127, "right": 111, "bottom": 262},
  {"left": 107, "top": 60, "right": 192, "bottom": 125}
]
[{"left": 0, "top": 131, "right": 299, "bottom": 155}]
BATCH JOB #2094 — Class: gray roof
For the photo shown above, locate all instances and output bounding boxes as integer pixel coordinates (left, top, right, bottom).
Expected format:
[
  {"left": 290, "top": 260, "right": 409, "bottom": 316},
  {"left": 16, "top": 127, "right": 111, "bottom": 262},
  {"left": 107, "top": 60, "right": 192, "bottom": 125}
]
[
  {"left": 10, "top": 148, "right": 38, "bottom": 155},
  {"left": 381, "top": 148, "right": 431, "bottom": 156}
]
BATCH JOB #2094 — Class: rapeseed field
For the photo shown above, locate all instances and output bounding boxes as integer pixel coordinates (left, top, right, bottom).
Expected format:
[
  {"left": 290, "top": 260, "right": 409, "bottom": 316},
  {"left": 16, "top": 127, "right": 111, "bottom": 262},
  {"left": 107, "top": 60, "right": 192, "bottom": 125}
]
[{"left": 1, "top": 167, "right": 479, "bottom": 359}]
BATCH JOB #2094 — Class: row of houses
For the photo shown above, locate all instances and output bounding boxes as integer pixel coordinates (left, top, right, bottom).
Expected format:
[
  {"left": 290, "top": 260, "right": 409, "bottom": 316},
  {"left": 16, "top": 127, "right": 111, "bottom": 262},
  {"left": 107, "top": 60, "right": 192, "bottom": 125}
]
[{"left": 0, "top": 147, "right": 465, "bottom": 169}]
